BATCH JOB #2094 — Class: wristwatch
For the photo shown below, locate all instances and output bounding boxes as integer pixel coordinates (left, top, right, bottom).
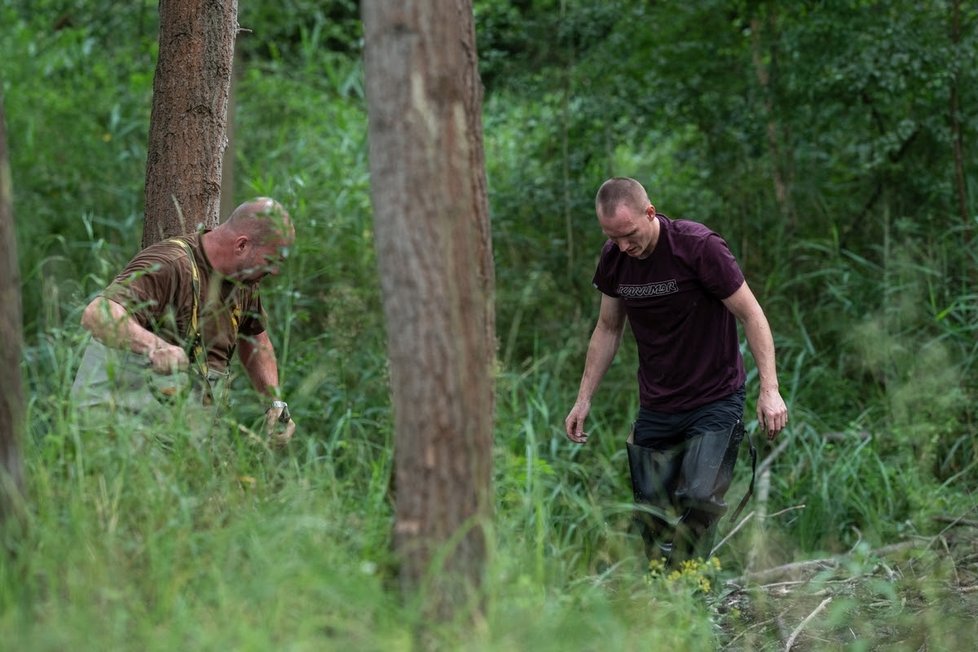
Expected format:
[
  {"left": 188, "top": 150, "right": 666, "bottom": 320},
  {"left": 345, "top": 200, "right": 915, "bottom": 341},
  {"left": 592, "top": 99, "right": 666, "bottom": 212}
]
[{"left": 270, "top": 399, "right": 291, "bottom": 423}]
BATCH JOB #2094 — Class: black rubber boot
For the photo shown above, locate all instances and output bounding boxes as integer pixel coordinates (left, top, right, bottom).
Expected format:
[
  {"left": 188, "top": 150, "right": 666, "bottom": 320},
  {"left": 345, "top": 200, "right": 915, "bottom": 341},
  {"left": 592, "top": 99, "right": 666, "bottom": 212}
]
[
  {"left": 626, "top": 433, "right": 684, "bottom": 565},
  {"left": 671, "top": 420, "right": 745, "bottom": 564}
]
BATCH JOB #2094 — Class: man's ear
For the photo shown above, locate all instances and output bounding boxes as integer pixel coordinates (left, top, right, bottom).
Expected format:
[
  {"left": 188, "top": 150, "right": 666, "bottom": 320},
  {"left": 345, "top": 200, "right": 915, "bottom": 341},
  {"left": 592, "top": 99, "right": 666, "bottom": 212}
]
[
  {"left": 646, "top": 204, "right": 656, "bottom": 219},
  {"left": 233, "top": 235, "right": 250, "bottom": 254}
]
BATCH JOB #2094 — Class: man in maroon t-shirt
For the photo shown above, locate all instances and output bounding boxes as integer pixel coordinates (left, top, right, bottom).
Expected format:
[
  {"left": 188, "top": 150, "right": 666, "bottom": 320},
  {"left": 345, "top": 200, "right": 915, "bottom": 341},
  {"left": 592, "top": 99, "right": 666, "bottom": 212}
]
[{"left": 565, "top": 177, "right": 788, "bottom": 566}]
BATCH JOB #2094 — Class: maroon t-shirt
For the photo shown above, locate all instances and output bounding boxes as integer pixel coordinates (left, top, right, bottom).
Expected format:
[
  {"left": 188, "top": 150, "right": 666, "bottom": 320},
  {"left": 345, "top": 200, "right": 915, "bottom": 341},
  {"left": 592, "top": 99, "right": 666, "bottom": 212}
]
[
  {"left": 101, "top": 233, "right": 266, "bottom": 372},
  {"left": 592, "top": 214, "right": 746, "bottom": 412}
]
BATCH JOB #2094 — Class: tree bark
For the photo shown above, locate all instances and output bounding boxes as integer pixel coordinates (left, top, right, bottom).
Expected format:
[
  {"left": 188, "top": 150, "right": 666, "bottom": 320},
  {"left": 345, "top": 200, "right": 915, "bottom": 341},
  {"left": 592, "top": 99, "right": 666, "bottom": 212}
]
[
  {"left": 0, "top": 89, "right": 26, "bottom": 526},
  {"left": 361, "top": 0, "right": 496, "bottom": 626},
  {"left": 142, "top": 0, "right": 237, "bottom": 248},
  {"left": 220, "top": 44, "right": 240, "bottom": 221}
]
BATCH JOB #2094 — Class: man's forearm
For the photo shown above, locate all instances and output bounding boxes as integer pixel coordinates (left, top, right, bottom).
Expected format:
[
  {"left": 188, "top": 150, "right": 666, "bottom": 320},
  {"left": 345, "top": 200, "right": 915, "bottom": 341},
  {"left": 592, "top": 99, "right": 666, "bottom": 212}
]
[
  {"left": 239, "top": 332, "right": 281, "bottom": 397},
  {"left": 247, "top": 355, "right": 280, "bottom": 397},
  {"left": 81, "top": 297, "right": 168, "bottom": 355},
  {"left": 575, "top": 323, "right": 623, "bottom": 404},
  {"left": 742, "top": 311, "right": 779, "bottom": 391}
]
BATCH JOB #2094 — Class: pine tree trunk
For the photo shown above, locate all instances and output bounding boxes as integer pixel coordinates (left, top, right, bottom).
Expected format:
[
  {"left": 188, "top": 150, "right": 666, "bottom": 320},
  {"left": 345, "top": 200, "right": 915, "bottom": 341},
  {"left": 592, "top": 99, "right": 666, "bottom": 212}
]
[
  {"left": 362, "top": 0, "right": 496, "bottom": 626},
  {"left": 0, "top": 90, "right": 25, "bottom": 525},
  {"left": 142, "top": 0, "right": 237, "bottom": 248}
]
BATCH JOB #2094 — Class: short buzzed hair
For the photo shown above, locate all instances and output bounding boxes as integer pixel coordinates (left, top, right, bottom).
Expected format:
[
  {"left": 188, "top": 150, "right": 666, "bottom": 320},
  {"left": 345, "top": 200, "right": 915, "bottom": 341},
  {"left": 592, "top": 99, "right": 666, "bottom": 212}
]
[
  {"left": 226, "top": 197, "right": 292, "bottom": 243},
  {"left": 595, "top": 177, "right": 650, "bottom": 217}
]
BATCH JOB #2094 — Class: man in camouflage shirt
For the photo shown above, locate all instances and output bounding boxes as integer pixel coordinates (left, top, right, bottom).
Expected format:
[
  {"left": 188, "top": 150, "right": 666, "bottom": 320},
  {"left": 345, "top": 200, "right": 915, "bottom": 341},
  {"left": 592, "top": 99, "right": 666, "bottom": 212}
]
[{"left": 72, "top": 197, "right": 297, "bottom": 445}]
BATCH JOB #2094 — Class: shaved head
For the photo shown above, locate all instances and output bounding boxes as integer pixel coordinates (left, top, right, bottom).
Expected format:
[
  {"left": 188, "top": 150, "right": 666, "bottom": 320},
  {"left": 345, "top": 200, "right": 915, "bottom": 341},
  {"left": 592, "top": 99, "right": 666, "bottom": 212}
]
[
  {"left": 595, "top": 177, "right": 651, "bottom": 219},
  {"left": 593, "top": 177, "right": 659, "bottom": 259},
  {"left": 203, "top": 197, "right": 295, "bottom": 280},
  {"left": 225, "top": 197, "right": 294, "bottom": 245}
]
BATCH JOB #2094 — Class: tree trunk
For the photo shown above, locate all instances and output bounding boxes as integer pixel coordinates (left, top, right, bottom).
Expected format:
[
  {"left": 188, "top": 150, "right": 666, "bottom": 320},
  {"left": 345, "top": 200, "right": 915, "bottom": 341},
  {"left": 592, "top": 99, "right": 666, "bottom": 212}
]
[
  {"left": 142, "top": 0, "right": 237, "bottom": 248},
  {"left": 0, "top": 90, "right": 26, "bottom": 526},
  {"left": 750, "top": 5, "right": 796, "bottom": 231},
  {"left": 948, "top": 0, "right": 969, "bottom": 240},
  {"left": 362, "top": 0, "right": 496, "bottom": 626}
]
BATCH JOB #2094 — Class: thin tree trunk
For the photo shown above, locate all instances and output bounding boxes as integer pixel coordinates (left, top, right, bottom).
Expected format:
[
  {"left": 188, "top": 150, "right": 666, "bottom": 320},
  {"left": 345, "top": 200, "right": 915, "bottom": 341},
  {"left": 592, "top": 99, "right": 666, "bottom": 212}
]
[
  {"left": 142, "top": 0, "right": 237, "bottom": 247},
  {"left": 362, "top": 0, "right": 496, "bottom": 627},
  {"left": 560, "top": 0, "right": 575, "bottom": 278},
  {"left": 948, "top": 0, "right": 969, "bottom": 239},
  {"left": 0, "top": 89, "right": 26, "bottom": 526},
  {"left": 750, "top": 6, "right": 795, "bottom": 230}
]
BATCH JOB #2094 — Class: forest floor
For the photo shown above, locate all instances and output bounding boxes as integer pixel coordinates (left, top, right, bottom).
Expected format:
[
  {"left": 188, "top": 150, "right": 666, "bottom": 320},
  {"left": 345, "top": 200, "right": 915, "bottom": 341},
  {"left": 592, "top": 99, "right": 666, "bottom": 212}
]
[{"left": 714, "top": 516, "right": 978, "bottom": 650}]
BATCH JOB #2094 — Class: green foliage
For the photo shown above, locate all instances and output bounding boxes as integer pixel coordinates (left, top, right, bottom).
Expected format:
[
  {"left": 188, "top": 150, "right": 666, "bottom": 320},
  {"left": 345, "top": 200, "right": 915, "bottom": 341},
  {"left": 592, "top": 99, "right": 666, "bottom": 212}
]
[
  {"left": 1, "top": 2, "right": 157, "bottom": 336},
  {"left": 239, "top": 0, "right": 362, "bottom": 64},
  {"left": 770, "top": 424, "right": 917, "bottom": 552},
  {"left": 1, "top": 404, "right": 403, "bottom": 650},
  {"left": 3, "top": 0, "right": 978, "bottom": 648}
]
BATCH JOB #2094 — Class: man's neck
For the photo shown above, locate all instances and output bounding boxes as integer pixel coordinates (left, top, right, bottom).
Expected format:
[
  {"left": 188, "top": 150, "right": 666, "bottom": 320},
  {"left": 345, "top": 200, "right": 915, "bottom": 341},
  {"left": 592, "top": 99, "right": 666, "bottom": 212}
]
[
  {"left": 201, "top": 231, "right": 231, "bottom": 276},
  {"left": 645, "top": 214, "right": 661, "bottom": 257}
]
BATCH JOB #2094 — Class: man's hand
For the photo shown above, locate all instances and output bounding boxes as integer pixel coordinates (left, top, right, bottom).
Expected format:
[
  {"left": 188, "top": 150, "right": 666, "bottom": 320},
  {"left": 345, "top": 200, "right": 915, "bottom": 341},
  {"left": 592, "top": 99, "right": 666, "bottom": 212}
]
[
  {"left": 148, "top": 344, "right": 189, "bottom": 375},
  {"left": 757, "top": 387, "right": 788, "bottom": 440},
  {"left": 564, "top": 400, "right": 591, "bottom": 444},
  {"left": 265, "top": 401, "right": 297, "bottom": 447}
]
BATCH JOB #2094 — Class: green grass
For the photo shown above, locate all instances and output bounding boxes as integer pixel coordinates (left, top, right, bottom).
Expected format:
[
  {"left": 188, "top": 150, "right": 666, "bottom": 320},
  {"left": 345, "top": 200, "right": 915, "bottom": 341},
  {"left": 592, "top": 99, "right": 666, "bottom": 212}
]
[
  {"left": 4, "top": 227, "right": 977, "bottom": 649},
  {"left": 0, "top": 356, "right": 713, "bottom": 651},
  {"left": 6, "top": 342, "right": 976, "bottom": 650}
]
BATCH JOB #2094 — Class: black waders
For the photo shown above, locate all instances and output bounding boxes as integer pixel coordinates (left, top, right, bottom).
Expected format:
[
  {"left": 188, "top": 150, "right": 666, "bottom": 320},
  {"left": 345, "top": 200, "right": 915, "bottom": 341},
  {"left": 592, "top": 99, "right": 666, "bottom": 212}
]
[{"left": 627, "top": 420, "right": 748, "bottom": 568}]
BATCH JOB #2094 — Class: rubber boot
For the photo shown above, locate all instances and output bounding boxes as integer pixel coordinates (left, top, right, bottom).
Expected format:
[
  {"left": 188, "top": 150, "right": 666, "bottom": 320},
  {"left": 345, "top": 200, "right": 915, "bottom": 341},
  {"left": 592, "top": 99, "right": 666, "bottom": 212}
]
[
  {"left": 626, "top": 431, "right": 684, "bottom": 565},
  {"left": 672, "top": 420, "right": 745, "bottom": 564}
]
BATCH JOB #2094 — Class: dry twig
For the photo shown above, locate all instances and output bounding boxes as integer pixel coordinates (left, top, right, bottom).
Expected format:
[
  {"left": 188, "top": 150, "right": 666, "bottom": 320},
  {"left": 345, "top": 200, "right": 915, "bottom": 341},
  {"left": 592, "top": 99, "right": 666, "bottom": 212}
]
[
  {"left": 711, "top": 511, "right": 755, "bottom": 557},
  {"left": 784, "top": 596, "right": 832, "bottom": 651},
  {"left": 932, "top": 515, "right": 978, "bottom": 529}
]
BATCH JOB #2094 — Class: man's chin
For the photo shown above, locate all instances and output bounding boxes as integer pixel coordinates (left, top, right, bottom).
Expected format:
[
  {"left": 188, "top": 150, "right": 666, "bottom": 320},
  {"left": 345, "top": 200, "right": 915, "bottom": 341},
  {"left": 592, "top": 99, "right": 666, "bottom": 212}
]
[{"left": 234, "top": 268, "right": 267, "bottom": 282}]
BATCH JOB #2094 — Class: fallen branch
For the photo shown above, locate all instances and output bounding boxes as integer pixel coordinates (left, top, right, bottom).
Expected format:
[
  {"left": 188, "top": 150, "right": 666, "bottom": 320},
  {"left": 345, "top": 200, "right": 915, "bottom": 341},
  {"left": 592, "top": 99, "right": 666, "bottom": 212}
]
[
  {"left": 784, "top": 596, "right": 832, "bottom": 651},
  {"left": 759, "top": 577, "right": 856, "bottom": 593},
  {"left": 735, "top": 558, "right": 838, "bottom": 586},
  {"left": 730, "top": 541, "right": 918, "bottom": 586},
  {"left": 768, "top": 504, "right": 806, "bottom": 518},
  {"left": 932, "top": 515, "right": 978, "bottom": 529},
  {"left": 754, "top": 580, "right": 810, "bottom": 590},
  {"left": 711, "top": 505, "right": 806, "bottom": 557},
  {"left": 711, "top": 511, "right": 755, "bottom": 557}
]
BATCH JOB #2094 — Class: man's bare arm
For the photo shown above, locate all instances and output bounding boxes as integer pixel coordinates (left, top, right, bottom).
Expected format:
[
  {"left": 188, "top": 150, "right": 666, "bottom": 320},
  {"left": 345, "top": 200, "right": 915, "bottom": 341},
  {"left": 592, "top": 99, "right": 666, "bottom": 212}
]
[
  {"left": 564, "top": 293, "right": 627, "bottom": 443},
  {"left": 723, "top": 281, "right": 788, "bottom": 439},
  {"left": 237, "top": 331, "right": 280, "bottom": 397},
  {"left": 80, "top": 296, "right": 187, "bottom": 373},
  {"left": 238, "top": 331, "right": 296, "bottom": 443}
]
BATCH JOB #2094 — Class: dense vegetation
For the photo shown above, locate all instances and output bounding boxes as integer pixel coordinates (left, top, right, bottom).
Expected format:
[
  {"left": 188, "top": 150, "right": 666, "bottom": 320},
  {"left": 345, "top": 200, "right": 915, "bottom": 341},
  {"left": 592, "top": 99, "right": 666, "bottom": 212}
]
[{"left": 2, "top": 0, "right": 977, "bottom": 648}]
